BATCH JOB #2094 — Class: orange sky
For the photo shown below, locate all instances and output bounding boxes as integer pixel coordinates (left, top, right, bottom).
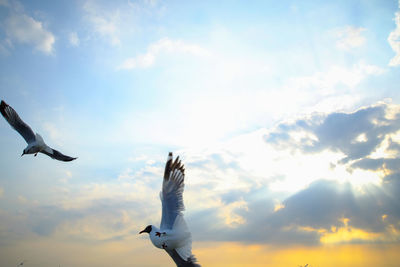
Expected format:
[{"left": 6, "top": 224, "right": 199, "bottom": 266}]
[
  {"left": 1, "top": 238, "right": 400, "bottom": 266},
  {"left": 195, "top": 242, "right": 400, "bottom": 267}
]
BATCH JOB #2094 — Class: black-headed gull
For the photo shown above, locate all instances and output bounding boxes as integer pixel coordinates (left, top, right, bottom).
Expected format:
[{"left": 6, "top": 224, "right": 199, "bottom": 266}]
[
  {"left": 0, "top": 100, "right": 77, "bottom": 162},
  {"left": 140, "top": 152, "right": 200, "bottom": 267}
]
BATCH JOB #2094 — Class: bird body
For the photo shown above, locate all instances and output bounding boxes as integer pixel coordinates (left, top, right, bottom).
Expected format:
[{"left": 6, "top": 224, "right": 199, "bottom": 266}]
[
  {"left": 0, "top": 100, "right": 77, "bottom": 162},
  {"left": 147, "top": 224, "right": 191, "bottom": 250},
  {"left": 140, "top": 152, "right": 200, "bottom": 267},
  {"left": 23, "top": 133, "right": 45, "bottom": 155}
]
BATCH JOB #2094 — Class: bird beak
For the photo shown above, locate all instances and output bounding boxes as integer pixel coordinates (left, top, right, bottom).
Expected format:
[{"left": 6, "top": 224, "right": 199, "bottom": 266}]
[
  {"left": 21, "top": 152, "right": 24, "bottom": 157},
  {"left": 139, "top": 230, "right": 145, "bottom": 234}
]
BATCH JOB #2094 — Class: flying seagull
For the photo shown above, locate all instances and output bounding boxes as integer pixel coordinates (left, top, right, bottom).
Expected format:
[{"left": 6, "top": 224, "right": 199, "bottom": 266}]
[
  {"left": 0, "top": 100, "right": 77, "bottom": 162},
  {"left": 140, "top": 152, "right": 200, "bottom": 267}
]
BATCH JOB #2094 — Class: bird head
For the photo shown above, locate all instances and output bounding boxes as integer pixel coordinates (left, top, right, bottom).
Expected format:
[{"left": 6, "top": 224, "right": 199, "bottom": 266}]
[{"left": 139, "top": 225, "right": 152, "bottom": 234}]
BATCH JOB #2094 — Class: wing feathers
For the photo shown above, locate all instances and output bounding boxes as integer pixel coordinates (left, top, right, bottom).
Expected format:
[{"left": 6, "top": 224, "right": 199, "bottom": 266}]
[
  {"left": 164, "top": 152, "right": 173, "bottom": 180},
  {"left": 160, "top": 152, "right": 186, "bottom": 229},
  {"left": 40, "top": 147, "right": 77, "bottom": 162},
  {"left": 0, "top": 100, "right": 36, "bottom": 143}
]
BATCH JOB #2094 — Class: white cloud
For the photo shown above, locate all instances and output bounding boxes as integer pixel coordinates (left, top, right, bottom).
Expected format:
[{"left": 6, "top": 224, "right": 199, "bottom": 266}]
[
  {"left": 5, "top": 13, "right": 55, "bottom": 54},
  {"left": 83, "top": 1, "right": 121, "bottom": 46},
  {"left": 55, "top": 210, "right": 137, "bottom": 241},
  {"left": 334, "top": 26, "right": 366, "bottom": 51},
  {"left": 218, "top": 198, "right": 248, "bottom": 227},
  {"left": 388, "top": 3, "right": 400, "bottom": 66},
  {"left": 69, "top": 32, "right": 80, "bottom": 47},
  {"left": 289, "top": 62, "right": 384, "bottom": 93},
  {"left": 118, "top": 38, "right": 210, "bottom": 69}
]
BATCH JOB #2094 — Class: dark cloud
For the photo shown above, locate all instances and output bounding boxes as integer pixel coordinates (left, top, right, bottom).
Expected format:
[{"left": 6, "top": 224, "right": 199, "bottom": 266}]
[
  {"left": 188, "top": 178, "right": 400, "bottom": 246},
  {"left": 29, "top": 205, "right": 82, "bottom": 236},
  {"left": 265, "top": 103, "right": 400, "bottom": 163},
  {"left": 0, "top": 196, "right": 156, "bottom": 245}
]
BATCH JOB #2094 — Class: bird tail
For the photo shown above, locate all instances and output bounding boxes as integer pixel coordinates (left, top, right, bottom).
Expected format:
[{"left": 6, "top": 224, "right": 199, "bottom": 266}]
[{"left": 187, "top": 255, "right": 201, "bottom": 267}]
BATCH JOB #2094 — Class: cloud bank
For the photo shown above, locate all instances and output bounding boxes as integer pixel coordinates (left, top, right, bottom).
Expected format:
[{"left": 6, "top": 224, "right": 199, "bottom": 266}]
[
  {"left": 1, "top": 102, "right": 399, "bottom": 251},
  {"left": 0, "top": 2, "right": 55, "bottom": 55}
]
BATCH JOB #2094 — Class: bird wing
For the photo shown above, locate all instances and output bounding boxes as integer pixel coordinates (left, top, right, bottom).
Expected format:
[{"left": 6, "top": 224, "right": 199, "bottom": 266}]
[
  {"left": 0, "top": 100, "right": 36, "bottom": 144},
  {"left": 40, "top": 146, "right": 77, "bottom": 162},
  {"left": 160, "top": 152, "right": 185, "bottom": 230},
  {"left": 165, "top": 249, "right": 201, "bottom": 267},
  {"left": 172, "top": 214, "right": 193, "bottom": 261}
]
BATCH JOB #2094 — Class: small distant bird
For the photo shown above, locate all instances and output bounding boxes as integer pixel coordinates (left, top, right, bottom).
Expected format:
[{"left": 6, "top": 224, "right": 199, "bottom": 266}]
[
  {"left": 17, "top": 260, "right": 26, "bottom": 266},
  {"left": 1, "top": 100, "right": 77, "bottom": 162},
  {"left": 139, "top": 152, "right": 200, "bottom": 267}
]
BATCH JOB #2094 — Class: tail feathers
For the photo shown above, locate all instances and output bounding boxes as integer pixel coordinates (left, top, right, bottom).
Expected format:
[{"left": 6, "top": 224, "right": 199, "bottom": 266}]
[
  {"left": 176, "top": 245, "right": 193, "bottom": 264},
  {"left": 187, "top": 255, "right": 201, "bottom": 267},
  {"left": 166, "top": 249, "right": 201, "bottom": 267}
]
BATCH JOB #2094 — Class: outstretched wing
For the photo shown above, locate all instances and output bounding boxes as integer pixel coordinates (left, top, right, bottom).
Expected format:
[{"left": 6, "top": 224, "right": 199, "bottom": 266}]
[
  {"left": 0, "top": 100, "right": 35, "bottom": 144},
  {"left": 160, "top": 152, "right": 185, "bottom": 230},
  {"left": 40, "top": 146, "right": 77, "bottom": 162},
  {"left": 165, "top": 249, "right": 201, "bottom": 267}
]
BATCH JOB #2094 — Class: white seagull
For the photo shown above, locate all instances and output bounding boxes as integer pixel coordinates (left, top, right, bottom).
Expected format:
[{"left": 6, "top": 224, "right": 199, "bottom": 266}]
[
  {"left": 139, "top": 152, "right": 200, "bottom": 267},
  {"left": 0, "top": 100, "right": 77, "bottom": 162}
]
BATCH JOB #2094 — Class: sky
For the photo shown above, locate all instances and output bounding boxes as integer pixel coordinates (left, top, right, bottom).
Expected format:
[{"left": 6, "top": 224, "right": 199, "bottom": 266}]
[{"left": 0, "top": 0, "right": 400, "bottom": 266}]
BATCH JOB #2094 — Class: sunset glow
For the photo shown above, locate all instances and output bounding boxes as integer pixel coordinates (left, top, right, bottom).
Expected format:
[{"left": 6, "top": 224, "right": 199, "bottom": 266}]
[{"left": 1, "top": 0, "right": 400, "bottom": 266}]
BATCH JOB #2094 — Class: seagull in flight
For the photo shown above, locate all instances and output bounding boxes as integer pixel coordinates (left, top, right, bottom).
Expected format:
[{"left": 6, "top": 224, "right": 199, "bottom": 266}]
[
  {"left": 0, "top": 100, "right": 77, "bottom": 162},
  {"left": 139, "top": 152, "right": 200, "bottom": 267}
]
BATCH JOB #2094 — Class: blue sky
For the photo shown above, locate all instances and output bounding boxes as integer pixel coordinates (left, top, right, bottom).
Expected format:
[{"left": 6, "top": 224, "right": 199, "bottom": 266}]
[{"left": 1, "top": 0, "right": 400, "bottom": 266}]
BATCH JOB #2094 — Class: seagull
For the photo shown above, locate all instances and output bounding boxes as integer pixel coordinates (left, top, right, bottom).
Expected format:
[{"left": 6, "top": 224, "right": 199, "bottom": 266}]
[
  {"left": 0, "top": 100, "right": 77, "bottom": 162},
  {"left": 139, "top": 152, "right": 200, "bottom": 267}
]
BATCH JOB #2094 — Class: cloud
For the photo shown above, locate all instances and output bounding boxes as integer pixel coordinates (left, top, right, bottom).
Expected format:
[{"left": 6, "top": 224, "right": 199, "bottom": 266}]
[
  {"left": 0, "top": 180, "right": 160, "bottom": 243},
  {"left": 183, "top": 101, "right": 400, "bottom": 246},
  {"left": 388, "top": 1, "right": 400, "bottom": 66},
  {"left": 69, "top": 32, "right": 80, "bottom": 47},
  {"left": 334, "top": 26, "right": 367, "bottom": 51},
  {"left": 2, "top": 102, "right": 399, "bottom": 248},
  {"left": 265, "top": 101, "right": 400, "bottom": 163},
  {"left": 4, "top": 13, "right": 55, "bottom": 54},
  {"left": 83, "top": 1, "right": 121, "bottom": 46},
  {"left": 118, "top": 38, "right": 210, "bottom": 69},
  {"left": 252, "top": 102, "right": 400, "bottom": 243},
  {"left": 287, "top": 62, "right": 384, "bottom": 95}
]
